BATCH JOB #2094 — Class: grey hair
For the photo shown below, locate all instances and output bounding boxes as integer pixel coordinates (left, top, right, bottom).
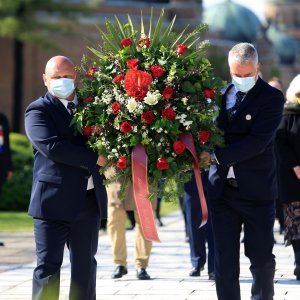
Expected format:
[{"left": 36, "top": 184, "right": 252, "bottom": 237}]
[{"left": 228, "top": 43, "right": 258, "bottom": 65}]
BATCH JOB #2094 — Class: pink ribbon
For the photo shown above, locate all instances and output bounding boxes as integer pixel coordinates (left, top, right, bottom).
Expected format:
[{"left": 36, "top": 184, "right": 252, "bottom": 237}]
[
  {"left": 179, "top": 133, "right": 208, "bottom": 227},
  {"left": 132, "top": 144, "right": 160, "bottom": 242}
]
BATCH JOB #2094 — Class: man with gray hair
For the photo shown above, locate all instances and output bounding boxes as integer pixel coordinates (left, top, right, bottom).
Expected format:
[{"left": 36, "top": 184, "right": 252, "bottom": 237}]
[{"left": 201, "top": 43, "right": 284, "bottom": 299}]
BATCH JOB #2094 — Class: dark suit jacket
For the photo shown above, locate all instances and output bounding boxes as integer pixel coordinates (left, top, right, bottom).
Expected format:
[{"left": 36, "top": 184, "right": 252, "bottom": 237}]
[
  {"left": 25, "top": 92, "right": 107, "bottom": 221},
  {"left": 208, "top": 78, "right": 284, "bottom": 201},
  {"left": 276, "top": 103, "right": 300, "bottom": 204},
  {"left": 0, "top": 112, "right": 13, "bottom": 188}
]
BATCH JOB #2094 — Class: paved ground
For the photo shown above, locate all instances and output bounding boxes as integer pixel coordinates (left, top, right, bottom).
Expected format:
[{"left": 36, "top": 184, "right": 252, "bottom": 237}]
[{"left": 0, "top": 211, "right": 299, "bottom": 300}]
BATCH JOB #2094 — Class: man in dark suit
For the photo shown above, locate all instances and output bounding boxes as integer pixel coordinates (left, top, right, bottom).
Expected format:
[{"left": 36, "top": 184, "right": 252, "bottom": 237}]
[
  {"left": 25, "top": 56, "right": 107, "bottom": 300},
  {"left": 0, "top": 112, "right": 13, "bottom": 247},
  {"left": 201, "top": 43, "right": 284, "bottom": 300}
]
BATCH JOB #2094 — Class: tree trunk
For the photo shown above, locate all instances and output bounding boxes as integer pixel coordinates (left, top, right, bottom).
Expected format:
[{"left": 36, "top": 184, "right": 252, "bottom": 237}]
[{"left": 12, "top": 39, "right": 24, "bottom": 133}]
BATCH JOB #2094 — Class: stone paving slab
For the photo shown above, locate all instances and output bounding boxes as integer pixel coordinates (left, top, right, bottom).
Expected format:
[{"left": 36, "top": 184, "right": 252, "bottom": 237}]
[{"left": 0, "top": 211, "right": 299, "bottom": 299}]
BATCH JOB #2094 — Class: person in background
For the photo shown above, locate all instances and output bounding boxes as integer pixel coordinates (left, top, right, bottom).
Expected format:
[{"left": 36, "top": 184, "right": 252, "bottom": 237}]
[
  {"left": 0, "top": 112, "right": 14, "bottom": 247},
  {"left": 106, "top": 168, "right": 156, "bottom": 280},
  {"left": 276, "top": 74, "right": 300, "bottom": 281},
  {"left": 184, "top": 170, "right": 215, "bottom": 280},
  {"left": 201, "top": 43, "right": 284, "bottom": 299},
  {"left": 25, "top": 56, "right": 107, "bottom": 300},
  {"left": 268, "top": 77, "right": 284, "bottom": 93},
  {"left": 268, "top": 77, "right": 285, "bottom": 235}
]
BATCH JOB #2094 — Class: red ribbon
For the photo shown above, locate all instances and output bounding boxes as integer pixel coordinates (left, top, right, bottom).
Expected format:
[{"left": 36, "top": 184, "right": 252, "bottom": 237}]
[
  {"left": 179, "top": 133, "right": 208, "bottom": 227},
  {"left": 132, "top": 144, "right": 160, "bottom": 242}
]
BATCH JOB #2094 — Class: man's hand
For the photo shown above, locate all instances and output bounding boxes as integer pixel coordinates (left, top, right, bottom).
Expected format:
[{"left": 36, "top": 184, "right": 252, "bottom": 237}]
[
  {"left": 97, "top": 155, "right": 107, "bottom": 167},
  {"left": 7, "top": 171, "right": 13, "bottom": 180},
  {"left": 199, "top": 152, "right": 211, "bottom": 167},
  {"left": 293, "top": 166, "right": 300, "bottom": 180}
]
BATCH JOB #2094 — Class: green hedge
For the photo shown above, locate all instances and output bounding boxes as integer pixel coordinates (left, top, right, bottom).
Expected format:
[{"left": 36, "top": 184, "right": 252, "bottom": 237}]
[{"left": 0, "top": 133, "right": 33, "bottom": 211}]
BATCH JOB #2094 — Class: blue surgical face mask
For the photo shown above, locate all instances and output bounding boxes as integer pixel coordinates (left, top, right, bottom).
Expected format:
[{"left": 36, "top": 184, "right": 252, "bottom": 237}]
[
  {"left": 232, "top": 75, "right": 257, "bottom": 93},
  {"left": 50, "top": 78, "right": 75, "bottom": 98}
]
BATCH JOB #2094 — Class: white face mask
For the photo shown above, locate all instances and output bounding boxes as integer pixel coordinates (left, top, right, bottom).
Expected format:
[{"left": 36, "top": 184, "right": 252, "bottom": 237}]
[
  {"left": 50, "top": 78, "right": 75, "bottom": 99},
  {"left": 232, "top": 75, "right": 256, "bottom": 93}
]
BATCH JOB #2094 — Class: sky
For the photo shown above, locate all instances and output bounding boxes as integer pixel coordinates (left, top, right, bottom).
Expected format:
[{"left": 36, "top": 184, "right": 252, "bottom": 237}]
[{"left": 203, "top": 0, "right": 265, "bottom": 22}]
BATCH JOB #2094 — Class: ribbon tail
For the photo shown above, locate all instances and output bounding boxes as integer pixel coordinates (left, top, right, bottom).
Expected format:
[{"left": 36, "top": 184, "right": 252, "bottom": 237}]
[
  {"left": 132, "top": 144, "right": 160, "bottom": 242},
  {"left": 179, "top": 133, "right": 208, "bottom": 227}
]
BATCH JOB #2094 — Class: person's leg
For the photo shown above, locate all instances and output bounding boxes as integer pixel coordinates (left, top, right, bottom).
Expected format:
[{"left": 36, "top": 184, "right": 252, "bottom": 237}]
[
  {"left": 211, "top": 187, "right": 242, "bottom": 300},
  {"left": 32, "top": 218, "right": 68, "bottom": 300},
  {"left": 107, "top": 205, "right": 127, "bottom": 267},
  {"left": 134, "top": 210, "right": 152, "bottom": 279},
  {"left": 68, "top": 193, "right": 100, "bottom": 300},
  {"left": 291, "top": 240, "right": 300, "bottom": 280},
  {"left": 184, "top": 174, "right": 207, "bottom": 275},
  {"left": 243, "top": 199, "right": 276, "bottom": 300}
]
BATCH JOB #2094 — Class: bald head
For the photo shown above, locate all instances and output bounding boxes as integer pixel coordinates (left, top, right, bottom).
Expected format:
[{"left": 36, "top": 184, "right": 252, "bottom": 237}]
[{"left": 43, "top": 55, "right": 77, "bottom": 100}]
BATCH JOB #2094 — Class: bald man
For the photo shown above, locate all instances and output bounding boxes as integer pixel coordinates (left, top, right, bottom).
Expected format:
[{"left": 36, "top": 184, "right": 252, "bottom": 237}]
[{"left": 25, "top": 56, "right": 107, "bottom": 300}]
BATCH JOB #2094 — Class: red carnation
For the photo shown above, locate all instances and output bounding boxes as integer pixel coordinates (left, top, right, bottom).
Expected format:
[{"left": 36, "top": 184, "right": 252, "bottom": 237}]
[
  {"left": 127, "top": 58, "right": 139, "bottom": 70},
  {"left": 83, "top": 96, "right": 93, "bottom": 103},
  {"left": 203, "top": 88, "right": 215, "bottom": 99},
  {"left": 156, "top": 158, "right": 169, "bottom": 170},
  {"left": 112, "top": 74, "right": 124, "bottom": 83},
  {"left": 111, "top": 101, "right": 121, "bottom": 114},
  {"left": 86, "top": 66, "right": 97, "bottom": 78},
  {"left": 176, "top": 44, "right": 188, "bottom": 55},
  {"left": 199, "top": 130, "right": 211, "bottom": 143},
  {"left": 120, "top": 38, "right": 132, "bottom": 48},
  {"left": 82, "top": 125, "right": 92, "bottom": 137},
  {"left": 173, "top": 141, "right": 186, "bottom": 154},
  {"left": 163, "top": 86, "right": 174, "bottom": 99},
  {"left": 120, "top": 121, "right": 132, "bottom": 133},
  {"left": 141, "top": 111, "right": 155, "bottom": 125},
  {"left": 116, "top": 156, "right": 127, "bottom": 169},
  {"left": 150, "top": 65, "right": 166, "bottom": 78},
  {"left": 138, "top": 37, "right": 150, "bottom": 48},
  {"left": 162, "top": 107, "right": 176, "bottom": 120}
]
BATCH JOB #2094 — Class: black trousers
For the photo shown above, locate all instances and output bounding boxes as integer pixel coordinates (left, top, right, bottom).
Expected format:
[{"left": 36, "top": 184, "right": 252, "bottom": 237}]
[
  {"left": 32, "top": 192, "right": 100, "bottom": 300},
  {"left": 211, "top": 185, "right": 276, "bottom": 300}
]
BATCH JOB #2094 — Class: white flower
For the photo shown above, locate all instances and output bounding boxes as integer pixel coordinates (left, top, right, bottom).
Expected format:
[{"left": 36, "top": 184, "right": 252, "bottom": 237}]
[
  {"left": 144, "top": 91, "right": 161, "bottom": 106},
  {"left": 181, "top": 97, "right": 188, "bottom": 105},
  {"left": 157, "top": 128, "right": 163, "bottom": 133},
  {"left": 127, "top": 98, "right": 137, "bottom": 113},
  {"left": 207, "top": 98, "right": 212, "bottom": 104}
]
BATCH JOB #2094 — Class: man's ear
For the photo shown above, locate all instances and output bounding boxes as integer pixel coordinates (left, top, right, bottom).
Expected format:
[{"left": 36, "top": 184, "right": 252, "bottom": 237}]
[{"left": 42, "top": 74, "right": 47, "bottom": 86}]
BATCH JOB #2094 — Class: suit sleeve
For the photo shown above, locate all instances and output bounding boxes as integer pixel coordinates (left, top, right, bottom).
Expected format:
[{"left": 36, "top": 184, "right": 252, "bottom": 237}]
[
  {"left": 25, "top": 106, "right": 98, "bottom": 172},
  {"left": 215, "top": 94, "right": 284, "bottom": 167},
  {"left": 276, "top": 115, "right": 298, "bottom": 169}
]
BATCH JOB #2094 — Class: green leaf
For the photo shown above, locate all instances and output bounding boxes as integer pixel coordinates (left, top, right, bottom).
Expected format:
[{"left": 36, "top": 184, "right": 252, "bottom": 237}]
[
  {"left": 160, "top": 15, "right": 176, "bottom": 46},
  {"left": 140, "top": 10, "right": 145, "bottom": 37},
  {"left": 182, "top": 81, "right": 196, "bottom": 93},
  {"left": 150, "top": 9, "right": 164, "bottom": 48}
]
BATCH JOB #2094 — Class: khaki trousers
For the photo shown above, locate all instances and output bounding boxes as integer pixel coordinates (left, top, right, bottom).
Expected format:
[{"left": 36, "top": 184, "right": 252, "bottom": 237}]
[{"left": 107, "top": 205, "right": 152, "bottom": 269}]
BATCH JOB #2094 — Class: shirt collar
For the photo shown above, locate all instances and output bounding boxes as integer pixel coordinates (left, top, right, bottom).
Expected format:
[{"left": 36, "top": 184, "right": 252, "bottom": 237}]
[{"left": 59, "top": 95, "right": 78, "bottom": 110}]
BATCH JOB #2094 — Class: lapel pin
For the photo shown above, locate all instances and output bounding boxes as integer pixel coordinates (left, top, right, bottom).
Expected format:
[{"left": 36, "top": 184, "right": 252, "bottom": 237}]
[{"left": 245, "top": 114, "right": 252, "bottom": 120}]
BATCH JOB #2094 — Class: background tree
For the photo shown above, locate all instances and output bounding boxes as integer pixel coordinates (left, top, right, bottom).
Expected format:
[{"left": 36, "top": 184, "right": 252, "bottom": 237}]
[{"left": 0, "top": 0, "right": 97, "bottom": 132}]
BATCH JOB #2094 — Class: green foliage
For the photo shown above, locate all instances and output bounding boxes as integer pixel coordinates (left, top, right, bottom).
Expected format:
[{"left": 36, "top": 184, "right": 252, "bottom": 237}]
[
  {"left": 0, "top": 133, "right": 33, "bottom": 211},
  {"left": 0, "top": 212, "right": 33, "bottom": 231}
]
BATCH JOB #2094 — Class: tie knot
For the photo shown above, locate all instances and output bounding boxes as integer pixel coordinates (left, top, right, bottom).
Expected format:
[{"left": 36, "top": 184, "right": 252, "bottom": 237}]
[
  {"left": 67, "top": 101, "right": 75, "bottom": 110},
  {"left": 236, "top": 91, "right": 246, "bottom": 102}
]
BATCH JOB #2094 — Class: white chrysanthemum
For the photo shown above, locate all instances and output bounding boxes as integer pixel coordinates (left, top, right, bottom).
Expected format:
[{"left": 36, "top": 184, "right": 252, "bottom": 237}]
[
  {"left": 127, "top": 98, "right": 137, "bottom": 113},
  {"left": 144, "top": 91, "right": 161, "bottom": 106}
]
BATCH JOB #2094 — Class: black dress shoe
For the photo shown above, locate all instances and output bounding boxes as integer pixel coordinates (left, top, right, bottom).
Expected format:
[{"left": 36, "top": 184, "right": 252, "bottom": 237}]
[
  {"left": 0, "top": 241, "right": 4, "bottom": 247},
  {"left": 111, "top": 265, "right": 128, "bottom": 279},
  {"left": 208, "top": 272, "right": 215, "bottom": 281},
  {"left": 136, "top": 268, "right": 151, "bottom": 280},
  {"left": 189, "top": 266, "right": 204, "bottom": 277}
]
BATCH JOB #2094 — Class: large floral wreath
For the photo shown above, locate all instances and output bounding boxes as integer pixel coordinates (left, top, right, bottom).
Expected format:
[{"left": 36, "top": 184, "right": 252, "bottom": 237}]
[{"left": 73, "top": 10, "right": 224, "bottom": 200}]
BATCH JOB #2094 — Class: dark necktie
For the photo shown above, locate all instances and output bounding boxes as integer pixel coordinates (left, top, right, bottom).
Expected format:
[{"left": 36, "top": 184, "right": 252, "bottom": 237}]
[
  {"left": 227, "top": 91, "right": 246, "bottom": 119},
  {"left": 67, "top": 101, "right": 75, "bottom": 115}
]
